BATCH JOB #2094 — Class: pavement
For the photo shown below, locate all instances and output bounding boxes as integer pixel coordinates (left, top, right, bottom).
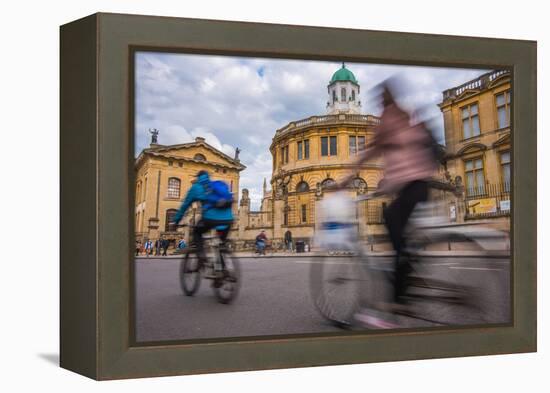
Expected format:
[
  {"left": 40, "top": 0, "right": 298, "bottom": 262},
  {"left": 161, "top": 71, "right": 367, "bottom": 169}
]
[
  {"left": 134, "top": 255, "right": 511, "bottom": 343},
  {"left": 136, "top": 249, "right": 510, "bottom": 259}
]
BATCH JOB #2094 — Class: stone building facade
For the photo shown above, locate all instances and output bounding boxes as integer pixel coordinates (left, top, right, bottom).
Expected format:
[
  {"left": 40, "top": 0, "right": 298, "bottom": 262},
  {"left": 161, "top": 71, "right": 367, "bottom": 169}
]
[
  {"left": 134, "top": 66, "right": 511, "bottom": 252},
  {"left": 236, "top": 64, "right": 391, "bottom": 250},
  {"left": 134, "top": 136, "right": 245, "bottom": 245},
  {"left": 438, "top": 69, "right": 511, "bottom": 231}
]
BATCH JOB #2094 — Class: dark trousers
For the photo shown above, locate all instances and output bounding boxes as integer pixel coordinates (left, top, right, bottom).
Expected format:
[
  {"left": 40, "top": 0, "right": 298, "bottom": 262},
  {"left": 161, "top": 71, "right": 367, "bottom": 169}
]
[
  {"left": 193, "top": 219, "right": 232, "bottom": 259},
  {"left": 383, "top": 180, "right": 428, "bottom": 301},
  {"left": 162, "top": 247, "right": 167, "bottom": 256}
]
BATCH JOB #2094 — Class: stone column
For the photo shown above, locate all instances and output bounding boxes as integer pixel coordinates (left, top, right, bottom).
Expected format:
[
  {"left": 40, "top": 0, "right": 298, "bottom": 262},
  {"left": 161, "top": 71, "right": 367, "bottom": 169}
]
[
  {"left": 272, "top": 199, "right": 285, "bottom": 241},
  {"left": 238, "top": 189, "right": 250, "bottom": 243}
]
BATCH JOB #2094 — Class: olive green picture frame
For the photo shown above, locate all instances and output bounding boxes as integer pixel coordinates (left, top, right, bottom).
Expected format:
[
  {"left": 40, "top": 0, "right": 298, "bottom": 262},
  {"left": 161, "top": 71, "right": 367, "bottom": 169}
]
[{"left": 60, "top": 12, "right": 536, "bottom": 380}]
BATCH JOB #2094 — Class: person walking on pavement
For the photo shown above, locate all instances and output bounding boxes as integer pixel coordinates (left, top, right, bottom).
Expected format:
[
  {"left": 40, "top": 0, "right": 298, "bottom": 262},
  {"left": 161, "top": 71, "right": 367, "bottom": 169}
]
[
  {"left": 161, "top": 237, "right": 169, "bottom": 256},
  {"left": 144, "top": 239, "right": 153, "bottom": 257},
  {"left": 284, "top": 230, "right": 293, "bottom": 252},
  {"left": 154, "top": 239, "right": 161, "bottom": 256}
]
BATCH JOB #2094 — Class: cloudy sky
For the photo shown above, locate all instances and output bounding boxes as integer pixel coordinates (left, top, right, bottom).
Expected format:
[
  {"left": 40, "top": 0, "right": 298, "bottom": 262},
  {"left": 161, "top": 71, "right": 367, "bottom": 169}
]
[{"left": 135, "top": 52, "right": 490, "bottom": 209}]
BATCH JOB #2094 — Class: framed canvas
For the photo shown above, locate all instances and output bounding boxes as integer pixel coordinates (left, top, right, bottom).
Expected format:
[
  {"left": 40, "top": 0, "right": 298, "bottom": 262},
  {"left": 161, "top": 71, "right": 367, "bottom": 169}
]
[{"left": 60, "top": 12, "right": 536, "bottom": 380}]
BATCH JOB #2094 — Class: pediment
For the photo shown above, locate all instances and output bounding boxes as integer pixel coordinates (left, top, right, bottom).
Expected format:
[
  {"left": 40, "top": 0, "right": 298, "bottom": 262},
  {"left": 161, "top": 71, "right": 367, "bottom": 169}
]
[
  {"left": 148, "top": 141, "right": 244, "bottom": 169},
  {"left": 487, "top": 74, "right": 511, "bottom": 89},
  {"left": 493, "top": 134, "right": 511, "bottom": 148},
  {"left": 456, "top": 142, "right": 487, "bottom": 156},
  {"left": 455, "top": 89, "right": 480, "bottom": 101}
]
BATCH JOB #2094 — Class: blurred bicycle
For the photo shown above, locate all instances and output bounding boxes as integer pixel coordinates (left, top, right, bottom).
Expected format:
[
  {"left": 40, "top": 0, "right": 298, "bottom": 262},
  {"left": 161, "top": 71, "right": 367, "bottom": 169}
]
[
  {"left": 179, "top": 224, "right": 241, "bottom": 304},
  {"left": 309, "top": 191, "right": 509, "bottom": 329}
]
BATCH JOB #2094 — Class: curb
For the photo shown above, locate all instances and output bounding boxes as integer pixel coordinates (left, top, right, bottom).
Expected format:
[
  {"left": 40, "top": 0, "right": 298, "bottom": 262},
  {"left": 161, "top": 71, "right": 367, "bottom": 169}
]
[{"left": 136, "top": 251, "right": 510, "bottom": 260}]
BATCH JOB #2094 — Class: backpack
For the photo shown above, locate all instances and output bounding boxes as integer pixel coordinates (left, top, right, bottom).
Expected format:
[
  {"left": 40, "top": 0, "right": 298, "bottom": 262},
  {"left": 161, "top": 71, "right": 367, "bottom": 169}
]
[{"left": 203, "top": 180, "right": 234, "bottom": 209}]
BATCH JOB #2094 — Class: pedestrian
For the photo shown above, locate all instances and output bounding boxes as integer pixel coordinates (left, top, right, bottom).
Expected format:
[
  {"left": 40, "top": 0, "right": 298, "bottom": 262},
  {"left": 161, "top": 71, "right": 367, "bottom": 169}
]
[
  {"left": 154, "top": 239, "right": 161, "bottom": 256},
  {"left": 144, "top": 239, "right": 153, "bottom": 257},
  {"left": 284, "top": 230, "right": 293, "bottom": 252},
  {"left": 177, "top": 237, "right": 187, "bottom": 250},
  {"left": 135, "top": 240, "right": 141, "bottom": 256},
  {"left": 161, "top": 238, "right": 169, "bottom": 256}
]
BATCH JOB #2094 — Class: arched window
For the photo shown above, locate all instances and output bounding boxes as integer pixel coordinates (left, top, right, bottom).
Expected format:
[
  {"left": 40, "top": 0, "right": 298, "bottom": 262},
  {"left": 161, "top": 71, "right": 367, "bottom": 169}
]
[
  {"left": 194, "top": 153, "right": 206, "bottom": 161},
  {"left": 167, "top": 177, "right": 181, "bottom": 199},
  {"left": 165, "top": 209, "right": 178, "bottom": 232},
  {"left": 341, "top": 87, "right": 346, "bottom": 101},
  {"left": 351, "top": 177, "right": 367, "bottom": 189},
  {"left": 332, "top": 90, "right": 337, "bottom": 103},
  {"left": 321, "top": 178, "right": 336, "bottom": 189},
  {"left": 351, "top": 90, "right": 356, "bottom": 101},
  {"left": 296, "top": 181, "right": 310, "bottom": 193}
]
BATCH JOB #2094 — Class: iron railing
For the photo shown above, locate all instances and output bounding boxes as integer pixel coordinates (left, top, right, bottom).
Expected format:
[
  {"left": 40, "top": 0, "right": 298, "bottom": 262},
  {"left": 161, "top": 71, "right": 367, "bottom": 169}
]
[{"left": 464, "top": 182, "right": 510, "bottom": 219}]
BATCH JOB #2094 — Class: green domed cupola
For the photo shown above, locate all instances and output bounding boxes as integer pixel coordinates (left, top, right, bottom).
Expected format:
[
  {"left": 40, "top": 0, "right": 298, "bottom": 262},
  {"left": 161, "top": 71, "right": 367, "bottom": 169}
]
[
  {"left": 326, "top": 63, "right": 362, "bottom": 115},
  {"left": 329, "top": 63, "right": 359, "bottom": 85}
]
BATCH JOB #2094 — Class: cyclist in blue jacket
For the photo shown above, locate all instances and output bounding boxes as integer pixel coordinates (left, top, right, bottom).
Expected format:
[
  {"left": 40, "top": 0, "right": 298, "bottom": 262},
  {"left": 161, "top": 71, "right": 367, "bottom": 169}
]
[{"left": 172, "top": 170, "right": 233, "bottom": 263}]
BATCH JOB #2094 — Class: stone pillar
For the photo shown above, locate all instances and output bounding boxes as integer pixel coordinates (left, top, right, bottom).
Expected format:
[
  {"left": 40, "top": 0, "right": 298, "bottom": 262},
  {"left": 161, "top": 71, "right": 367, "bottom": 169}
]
[
  {"left": 238, "top": 189, "right": 250, "bottom": 242},
  {"left": 147, "top": 217, "right": 160, "bottom": 241},
  {"left": 272, "top": 199, "right": 285, "bottom": 240}
]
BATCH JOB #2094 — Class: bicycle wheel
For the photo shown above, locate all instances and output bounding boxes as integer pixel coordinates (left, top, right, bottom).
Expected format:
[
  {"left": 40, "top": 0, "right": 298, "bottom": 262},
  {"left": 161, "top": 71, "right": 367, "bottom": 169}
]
[
  {"left": 309, "top": 253, "right": 368, "bottom": 327},
  {"left": 213, "top": 251, "right": 241, "bottom": 304},
  {"left": 404, "top": 236, "right": 510, "bottom": 327},
  {"left": 180, "top": 251, "right": 202, "bottom": 296}
]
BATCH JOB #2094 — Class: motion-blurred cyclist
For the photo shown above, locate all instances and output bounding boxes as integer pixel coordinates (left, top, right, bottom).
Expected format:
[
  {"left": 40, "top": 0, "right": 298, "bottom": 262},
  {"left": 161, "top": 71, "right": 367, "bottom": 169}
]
[
  {"left": 340, "top": 79, "right": 438, "bottom": 308},
  {"left": 172, "top": 170, "right": 234, "bottom": 268}
]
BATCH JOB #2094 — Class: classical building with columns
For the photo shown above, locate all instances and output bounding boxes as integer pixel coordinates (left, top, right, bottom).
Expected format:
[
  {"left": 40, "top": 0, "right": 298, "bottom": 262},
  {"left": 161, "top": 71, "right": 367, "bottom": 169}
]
[
  {"left": 134, "top": 65, "right": 510, "bottom": 251},
  {"left": 134, "top": 136, "right": 245, "bottom": 245},
  {"left": 236, "top": 64, "right": 390, "bottom": 250}
]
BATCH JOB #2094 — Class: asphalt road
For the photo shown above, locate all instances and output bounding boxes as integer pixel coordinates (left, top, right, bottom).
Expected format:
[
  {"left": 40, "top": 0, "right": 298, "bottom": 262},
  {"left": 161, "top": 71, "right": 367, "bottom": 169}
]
[{"left": 134, "top": 255, "right": 510, "bottom": 343}]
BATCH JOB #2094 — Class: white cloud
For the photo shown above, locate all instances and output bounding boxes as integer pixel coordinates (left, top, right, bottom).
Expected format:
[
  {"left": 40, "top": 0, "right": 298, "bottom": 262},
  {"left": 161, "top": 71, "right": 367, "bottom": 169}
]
[{"left": 135, "top": 52, "right": 490, "bottom": 209}]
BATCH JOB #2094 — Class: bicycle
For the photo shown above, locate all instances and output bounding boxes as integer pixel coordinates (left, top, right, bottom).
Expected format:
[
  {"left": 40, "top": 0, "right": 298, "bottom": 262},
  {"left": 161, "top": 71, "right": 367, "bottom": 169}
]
[
  {"left": 309, "top": 192, "right": 509, "bottom": 329},
  {"left": 178, "top": 224, "right": 241, "bottom": 304}
]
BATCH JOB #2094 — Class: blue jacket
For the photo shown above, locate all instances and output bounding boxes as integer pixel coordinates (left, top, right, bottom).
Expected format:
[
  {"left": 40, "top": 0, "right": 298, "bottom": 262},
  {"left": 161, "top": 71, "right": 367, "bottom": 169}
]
[{"left": 173, "top": 175, "right": 234, "bottom": 223}]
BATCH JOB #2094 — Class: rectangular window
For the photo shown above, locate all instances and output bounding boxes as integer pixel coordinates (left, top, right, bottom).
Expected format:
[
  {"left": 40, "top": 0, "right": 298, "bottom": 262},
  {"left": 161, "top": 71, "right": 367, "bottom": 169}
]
[
  {"left": 358, "top": 135, "right": 366, "bottom": 152},
  {"left": 349, "top": 135, "right": 357, "bottom": 155},
  {"left": 496, "top": 91, "right": 511, "bottom": 129},
  {"left": 349, "top": 135, "right": 366, "bottom": 155},
  {"left": 321, "top": 136, "right": 328, "bottom": 156},
  {"left": 167, "top": 178, "right": 181, "bottom": 199},
  {"left": 330, "top": 136, "right": 337, "bottom": 156},
  {"left": 297, "top": 141, "right": 303, "bottom": 160},
  {"left": 281, "top": 145, "right": 289, "bottom": 164},
  {"left": 464, "top": 157, "right": 485, "bottom": 196},
  {"left": 143, "top": 177, "right": 147, "bottom": 202},
  {"left": 301, "top": 204, "right": 307, "bottom": 223},
  {"left": 304, "top": 139, "right": 310, "bottom": 159},
  {"left": 462, "top": 103, "right": 480, "bottom": 139},
  {"left": 501, "top": 151, "right": 511, "bottom": 191}
]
